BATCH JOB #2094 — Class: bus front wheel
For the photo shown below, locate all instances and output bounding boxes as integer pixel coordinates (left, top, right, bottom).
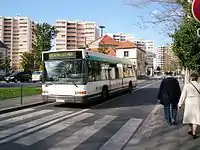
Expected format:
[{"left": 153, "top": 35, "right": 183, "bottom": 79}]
[{"left": 101, "top": 88, "right": 109, "bottom": 100}]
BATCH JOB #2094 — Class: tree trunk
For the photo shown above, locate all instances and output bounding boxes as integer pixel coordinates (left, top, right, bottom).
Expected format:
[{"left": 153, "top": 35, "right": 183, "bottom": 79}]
[{"left": 184, "top": 68, "right": 190, "bottom": 84}]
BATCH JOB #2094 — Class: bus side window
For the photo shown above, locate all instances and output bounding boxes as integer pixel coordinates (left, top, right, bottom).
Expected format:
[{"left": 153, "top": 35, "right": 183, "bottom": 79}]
[
  {"left": 118, "top": 65, "right": 123, "bottom": 78},
  {"left": 109, "top": 67, "right": 116, "bottom": 80},
  {"left": 88, "top": 60, "right": 101, "bottom": 82},
  {"left": 115, "top": 67, "right": 119, "bottom": 79},
  {"left": 123, "top": 65, "right": 128, "bottom": 78},
  {"left": 100, "top": 63, "right": 107, "bottom": 80},
  {"left": 88, "top": 60, "right": 95, "bottom": 82},
  {"left": 94, "top": 61, "right": 100, "bottom": 81},
  {"left": 127, "top": 65, "right": 133, "bottom": 77}
]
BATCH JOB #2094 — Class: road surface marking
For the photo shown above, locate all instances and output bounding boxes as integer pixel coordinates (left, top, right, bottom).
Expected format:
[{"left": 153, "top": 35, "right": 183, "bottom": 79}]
[
  {"left": 0, "top": 109, "right": 53, "bottom": 127},
  {"left": 99, "top": 118, "right": 143, "bottom": 150},
  {"left": 15, "top": 113, "right": 94, "bottom": 145},
  {"left": 124, "top": 104, "right": 161, "bottom": 147},
  {"left": 0, "top": 109, "right": 90, "bottom": 144},
  {"left": 0, "top": 111, "right": 73, "bottom": 139},
  {"left": 0, "top": 108, "right": 35, "bottom": 119},
  {"left": 49, "top": 115, "right": 116, "bottom": 150},
  {"left": 0, "top": 80, "right": 160, "bottom": 144}
]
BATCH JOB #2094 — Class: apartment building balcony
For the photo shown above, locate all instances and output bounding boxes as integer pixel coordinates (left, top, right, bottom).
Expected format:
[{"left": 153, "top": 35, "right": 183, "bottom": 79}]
[
  {"left": 67, "top": 40, "right": 76, "bottom": 44},
  {"left": 77, "top": 42, "right": 85, "bottom": 47},
  {"left": 67, "top": 23, "right": 76, "bottom": 27},
  {"left": 77, "top": 38, "right": 85, "bottom": 42},
  {"left": 67, "top": 29, "right": 76, "bottom": 33},
  {"left": 67, "top": 43, "right": 76, "bottom": 47},
  {"left": 67, "top": 32, "right": 77, "bottom": 36},
  {"left": 56, "top": 21, "right": 66, "bottom": 24},
  {"left": 56, "top": 25, "right": 66, "bottom": 29},
  {"left": 67, "top": 35, "right": 76, "bottom": 39},
  {"left": 56, "top": 44, "right": 65, "bottom": 48},
  {"left": 67, "top": 46, "right": 76, "bottom": 49}
]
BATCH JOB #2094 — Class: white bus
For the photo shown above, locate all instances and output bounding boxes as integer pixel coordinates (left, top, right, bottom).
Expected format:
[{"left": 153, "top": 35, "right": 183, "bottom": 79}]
[{"left": 42, "top": 49, "right": 137, "bottom": 104}]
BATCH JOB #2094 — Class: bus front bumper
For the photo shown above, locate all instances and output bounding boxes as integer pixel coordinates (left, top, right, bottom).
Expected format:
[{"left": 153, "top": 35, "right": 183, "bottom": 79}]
[{"left": 42, "top": 95, "right": 89, "bottom": 103}]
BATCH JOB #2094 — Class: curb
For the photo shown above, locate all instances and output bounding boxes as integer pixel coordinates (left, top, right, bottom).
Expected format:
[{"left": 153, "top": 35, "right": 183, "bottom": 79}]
[
  {"left": 123, "top": 104, "right": 162, "bottom": 149},
  {"left": 0, "top": 101, "right": 53, "bottom": 114}
]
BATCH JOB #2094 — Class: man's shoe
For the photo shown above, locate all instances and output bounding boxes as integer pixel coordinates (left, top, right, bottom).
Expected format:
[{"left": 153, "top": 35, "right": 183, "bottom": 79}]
[
  {"left": 172, "top": 121, "right": 177, "bottom": 125},
  {"left": 188, "top": 131, "right": 193, "bottom": 136}
]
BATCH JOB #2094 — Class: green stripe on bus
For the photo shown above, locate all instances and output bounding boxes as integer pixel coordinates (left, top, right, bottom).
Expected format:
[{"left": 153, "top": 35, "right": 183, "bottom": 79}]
[{"left": 87, "top": 56, "right": 121, "bottom": 64}]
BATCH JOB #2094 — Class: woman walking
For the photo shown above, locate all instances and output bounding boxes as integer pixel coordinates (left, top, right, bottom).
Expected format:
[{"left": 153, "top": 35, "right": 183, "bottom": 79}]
[{"left": 178, "top": 73, "right": 200, "bottom": 139}]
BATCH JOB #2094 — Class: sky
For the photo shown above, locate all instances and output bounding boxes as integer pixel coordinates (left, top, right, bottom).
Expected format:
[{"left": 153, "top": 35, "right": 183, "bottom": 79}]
[{"left": 0, "top": 0, "right": 172, "bottom": 47}]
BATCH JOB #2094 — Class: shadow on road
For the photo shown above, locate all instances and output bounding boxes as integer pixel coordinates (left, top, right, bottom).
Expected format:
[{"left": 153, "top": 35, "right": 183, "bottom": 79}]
[
  {"left": 54, "top": 86, "right": 159, "bottom": 110},
  {"left": 92, "top": 87, "right": 159, "bottom": 109}
]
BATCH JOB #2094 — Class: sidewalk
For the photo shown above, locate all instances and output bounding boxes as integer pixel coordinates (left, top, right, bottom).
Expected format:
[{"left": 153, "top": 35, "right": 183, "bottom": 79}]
[
  {"left": 0, "top": 95, "right": 44, "bottom": 111},
  {"left": 124, "top": 105, "right": 200, "bottom": 150},
  {"left": 123, "top": 80, "right": 197, "bottom": 150}
]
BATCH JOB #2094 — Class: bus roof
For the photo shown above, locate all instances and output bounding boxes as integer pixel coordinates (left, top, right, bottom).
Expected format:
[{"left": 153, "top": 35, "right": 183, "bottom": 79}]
[{"left": 42, "top": 49, "right": 134, "bottom": 65}]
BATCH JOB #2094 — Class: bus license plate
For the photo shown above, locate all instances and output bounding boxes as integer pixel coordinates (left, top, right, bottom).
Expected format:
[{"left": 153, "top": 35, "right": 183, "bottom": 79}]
[{"left": 56, "top": 98, "right": 65, "bottom": 103}]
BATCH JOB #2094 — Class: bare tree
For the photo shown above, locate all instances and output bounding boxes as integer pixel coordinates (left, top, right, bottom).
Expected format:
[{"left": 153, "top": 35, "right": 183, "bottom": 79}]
[{"left": 123, "top": 0, "right": 191, "bottom": 34}]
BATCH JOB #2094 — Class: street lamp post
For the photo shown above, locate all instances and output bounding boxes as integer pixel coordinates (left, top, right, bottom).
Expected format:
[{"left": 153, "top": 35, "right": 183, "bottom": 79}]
[{"left": 99, "top": 26, "right": 105, "bottom": 37}]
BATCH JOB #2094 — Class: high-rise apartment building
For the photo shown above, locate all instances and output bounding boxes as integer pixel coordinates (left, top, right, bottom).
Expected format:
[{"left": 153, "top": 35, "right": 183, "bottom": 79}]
[
  {"left": 0, "top": 16, "right": 35, "bottom": 70},
  {"left": 164, "top": 45, "right": 179, "bottom": 71},
  {"left": 55, "top": 20, "right": 100, "bottom": 50},
  {"left": 156, "top": 46, "right": 165, "bottom": 69},
  {"left": 156, "top": 46, "right": 179, "bottom": 71},
  {"left": 107, "top": 33, "right": 134, "bottom": 42},
  {"left": 134, "top": 39, "right": 155, "bottom": 70}
]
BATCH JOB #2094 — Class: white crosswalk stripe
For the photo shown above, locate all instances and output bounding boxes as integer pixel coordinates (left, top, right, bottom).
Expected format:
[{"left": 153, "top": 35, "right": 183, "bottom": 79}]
[
  {"left": 0, "top": 108, "right": 35, "bottom": 119},
  {"left": 49, "top": 115, "right": 117, "bottom": 150},
  {"left": 99, "top": 118, "right": 143, "bottom": 150},
  {"left": 0, "top": 108, "right": 144, "bottom": 150},
  {"left": 15, "top": 113, "right": 94, "bottom": 146},
  {"left": 0, "top": 111, "right": 73, "bottom": 139},
  {"left": 0, "top": 109, "right": 90, "bottom": 144},
  {"left": 0, "top": 109, "right": 53, "bottom": 127}
]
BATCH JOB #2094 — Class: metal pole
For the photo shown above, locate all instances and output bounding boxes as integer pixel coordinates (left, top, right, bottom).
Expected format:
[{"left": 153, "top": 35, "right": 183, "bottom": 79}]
[
  {"left": 99, "top": 26, "right": 105, "bottom": 37},
  {"left": 20, "top": 83, "right": 23, "bottom": 105}
]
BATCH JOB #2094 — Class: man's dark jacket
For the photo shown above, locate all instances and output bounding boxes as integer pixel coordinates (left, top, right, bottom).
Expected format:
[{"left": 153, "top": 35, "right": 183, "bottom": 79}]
[{"left": 157, "top": 77, "right": 181, "bottom": 106}]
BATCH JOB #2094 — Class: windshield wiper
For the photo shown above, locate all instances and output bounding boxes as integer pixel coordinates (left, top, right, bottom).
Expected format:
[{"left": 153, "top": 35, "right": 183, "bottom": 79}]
[{"left": 73, "top": 81, "right": 78, "bottom": 88}]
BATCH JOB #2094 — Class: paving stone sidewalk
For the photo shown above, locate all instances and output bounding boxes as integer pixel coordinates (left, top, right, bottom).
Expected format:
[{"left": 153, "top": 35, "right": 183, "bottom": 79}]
[
  {"left": 124, "top": 104, "right": 200, "bottom": 150},
  {"left": 0, "top": 95, "right": 43, "bottom": 110}
]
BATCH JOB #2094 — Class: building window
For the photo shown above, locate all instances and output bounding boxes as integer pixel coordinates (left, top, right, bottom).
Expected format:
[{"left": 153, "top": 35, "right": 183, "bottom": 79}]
[{"left": 124, "top": 51, "right": 129, "bottom": 57}]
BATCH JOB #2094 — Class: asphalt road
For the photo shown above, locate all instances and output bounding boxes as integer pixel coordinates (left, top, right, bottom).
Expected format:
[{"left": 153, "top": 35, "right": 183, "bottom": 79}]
[
  {"left": 0, "top": 82, "right": 41, "bottom": 88},
  {"left": 0, "top": 79, "right": 161, "bottom": 150}
]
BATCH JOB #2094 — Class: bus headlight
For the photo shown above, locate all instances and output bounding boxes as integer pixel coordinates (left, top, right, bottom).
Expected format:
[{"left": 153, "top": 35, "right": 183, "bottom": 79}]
[{"left": 42, "top": 90, "right": 48, "bottom": 95}]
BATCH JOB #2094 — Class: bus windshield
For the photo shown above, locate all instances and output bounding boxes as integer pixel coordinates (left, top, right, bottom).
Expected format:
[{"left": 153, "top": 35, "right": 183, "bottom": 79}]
[{"left": 43, "top": 59, "right": 87, "bottom": 85}]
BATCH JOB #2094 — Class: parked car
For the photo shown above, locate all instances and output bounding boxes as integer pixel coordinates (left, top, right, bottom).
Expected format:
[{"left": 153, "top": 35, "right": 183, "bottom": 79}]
[
  {"left": 32, "top": 71, "right": 42, "bottom": 82},
  {"left": 4, "top": 71, "right": 32, "bottom": 83}
]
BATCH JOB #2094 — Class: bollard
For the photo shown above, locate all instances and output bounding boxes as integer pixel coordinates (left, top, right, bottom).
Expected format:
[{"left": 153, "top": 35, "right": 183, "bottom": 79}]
[{"left": 20, "top": 83, "right": 23, "bottom": 105}]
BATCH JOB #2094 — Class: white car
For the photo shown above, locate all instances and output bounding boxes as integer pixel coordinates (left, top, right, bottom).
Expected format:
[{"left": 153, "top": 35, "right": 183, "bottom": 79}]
[{"left": 32, "top": 71, "right": 42, "bottom": 82}]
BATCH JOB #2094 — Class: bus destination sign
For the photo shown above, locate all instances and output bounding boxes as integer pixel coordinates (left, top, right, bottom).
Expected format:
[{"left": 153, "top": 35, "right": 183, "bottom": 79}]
[
  {"left": 44, "top": 51, "right": 82, "bottom": 60},
  {"left": 49, "top": 52, "right": 76, "bottom": 59}
]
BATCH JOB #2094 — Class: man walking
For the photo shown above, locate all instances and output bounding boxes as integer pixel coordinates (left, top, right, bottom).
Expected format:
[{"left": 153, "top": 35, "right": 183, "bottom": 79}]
[{"left": 157, "top": 73, "right": 181, "bottom": 125}]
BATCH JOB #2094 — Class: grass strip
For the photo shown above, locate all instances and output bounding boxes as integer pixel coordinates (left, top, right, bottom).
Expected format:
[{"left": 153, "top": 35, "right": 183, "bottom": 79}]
[{"left": 0, "top": 87, "right": 41, "bottom": 100}]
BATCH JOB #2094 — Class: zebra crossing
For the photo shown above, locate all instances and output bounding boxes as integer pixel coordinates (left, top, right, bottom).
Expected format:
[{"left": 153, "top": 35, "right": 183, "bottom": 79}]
[{"left": 0, "top": 107, "right": 143, "bottom": 150}]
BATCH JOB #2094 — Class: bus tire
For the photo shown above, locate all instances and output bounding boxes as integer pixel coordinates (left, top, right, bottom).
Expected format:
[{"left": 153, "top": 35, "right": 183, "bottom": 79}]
[
  {"left": 101, "top": 88, "right": 109, "bottom": 100},
  {"left": 128, "top": 82, "right": 133, "bottom": 93}
]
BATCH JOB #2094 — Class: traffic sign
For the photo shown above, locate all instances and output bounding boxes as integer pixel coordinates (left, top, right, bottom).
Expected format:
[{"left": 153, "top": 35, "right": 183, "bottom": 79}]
[{"left": 192, "top": 0, "right": 200, "bottom": 23}]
